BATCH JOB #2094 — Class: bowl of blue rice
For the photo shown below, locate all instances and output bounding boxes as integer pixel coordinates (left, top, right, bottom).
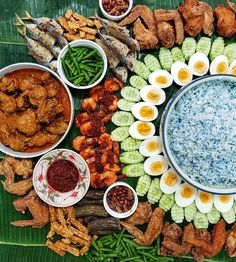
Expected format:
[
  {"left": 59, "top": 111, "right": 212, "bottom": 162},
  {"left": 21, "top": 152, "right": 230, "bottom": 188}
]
[{"left": 161, "top": 74, "right": 236, "bottom": 194}]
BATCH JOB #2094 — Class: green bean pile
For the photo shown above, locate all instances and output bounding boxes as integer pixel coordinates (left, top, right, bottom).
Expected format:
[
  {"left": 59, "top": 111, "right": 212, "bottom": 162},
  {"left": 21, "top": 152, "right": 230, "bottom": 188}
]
[
  {"left": 86, "top": 229, "right": 174, "bottom": 262},
  {"left": 61, "top": 45, "right": 104, "bottom": 86}
]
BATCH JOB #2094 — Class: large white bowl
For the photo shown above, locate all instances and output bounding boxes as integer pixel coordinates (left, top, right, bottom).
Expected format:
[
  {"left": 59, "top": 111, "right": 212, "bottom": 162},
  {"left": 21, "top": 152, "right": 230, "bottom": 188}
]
[
  {"left": 57, "top": 39, "right": 108, "bottom": 90},
  {"left": 0, "top": 63, "right": 74, "bottom": 158}
]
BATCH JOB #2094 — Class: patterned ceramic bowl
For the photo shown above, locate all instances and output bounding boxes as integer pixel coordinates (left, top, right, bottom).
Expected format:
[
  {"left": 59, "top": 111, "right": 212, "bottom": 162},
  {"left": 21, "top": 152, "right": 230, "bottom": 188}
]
[{"left": 33, "top": 149, "right": 90, "bottom": 207}]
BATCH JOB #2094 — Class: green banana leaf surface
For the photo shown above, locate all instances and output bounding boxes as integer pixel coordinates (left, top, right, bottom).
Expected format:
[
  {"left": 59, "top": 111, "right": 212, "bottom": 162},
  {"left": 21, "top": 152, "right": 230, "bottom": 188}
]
[{"left": 0, "top": 0, "right": 235, "bottom": 261}]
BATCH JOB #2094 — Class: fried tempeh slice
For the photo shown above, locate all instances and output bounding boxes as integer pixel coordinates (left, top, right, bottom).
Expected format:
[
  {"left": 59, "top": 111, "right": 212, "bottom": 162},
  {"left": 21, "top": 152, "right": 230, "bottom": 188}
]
[
  {"left": 65, "top": 9, "right": 73, "bottom": 20},
  {"left": 72, "top": 13, "right": 94, "bottom": 27},
  {"left": 55, "top": 240, "right": 80, "bottom": 256},
  {"left": 58, "top": 16, "right": 71, "bottom": 31},
  {"left": 70, "top": 235, "right": 90, "bottom": 246},
  {"left": 49, "top": 205, "right": 57, "bottom": 222},
  {"left": 66, "top": 206, "right": 88, "bottom": 234},
  {"left": 68, "top": 225, "right": 91, "bottom": 241},
  {"left": 51, "top": 222, "right": 73, "bottom": 238},
  {"left": 46, "top": 239, "right": 66, "bottom": 256},
  {"left": 61, "top": 238, "right": 72, "bottom": 244},
  {"left": 80, "top": 245, "right": 89, "bottom": 256},
  {"left": 56, "top": 208, "right": 67, "bottom": 227}
]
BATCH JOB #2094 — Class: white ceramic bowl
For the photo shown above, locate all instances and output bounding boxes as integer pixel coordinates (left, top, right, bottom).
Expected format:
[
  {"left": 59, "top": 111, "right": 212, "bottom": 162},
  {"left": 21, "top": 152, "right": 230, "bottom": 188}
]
[
  {"left": 99, "top": 0, "right": 133, "bottom": 21},
  {"left": 103, "top": 181, "right": 138, "bottom": 219},
  {"left": 57, "top": 39, "right": 107, "bottom": 90},
  {"left": 0, "top": 62, "right": 74, "bottom": 159}
]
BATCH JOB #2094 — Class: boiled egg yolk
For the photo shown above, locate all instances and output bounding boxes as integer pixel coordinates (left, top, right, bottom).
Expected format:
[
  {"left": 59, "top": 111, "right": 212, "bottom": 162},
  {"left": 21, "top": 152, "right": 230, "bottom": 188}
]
[
  {"left": 139, "top": 106, "right": 154, "bottom": 119},
  {"left": 216, "top": 62, "right": 228, "bottom": 74},
  {"left": 155, "top": 76, "right": 168, "bottom": 86},
  {"left": 199, "top": 192, "right": 212, "bottom": 204},
  {"left": 194, "top": 61, "right": 206, "bottom": 74},
  {"left": 137, "top": 122, "right": 151, "bottom": 136},
  {"left": 219, "top": 195, "right": 231, "bottom": 203},
  {"left": 147, "top": 90, "right": 160, "bottom": 103},
  {"left": 147, "top": 141, "right": 159, "bottom": 152},
  {"left": 178, "top": 68, "right": 191, "bottom": 84},
  {"left": 164, "top": 172, "right": 177, "bottom": 186},
  {"left": 181, "top": 185, "right": 194, "bottom": 198},
  {"left": 150, "top": 161, "right": 164, "bottom": 174},
  {"left": 231, "top": 66, "right": 236, "bottom": 75}
]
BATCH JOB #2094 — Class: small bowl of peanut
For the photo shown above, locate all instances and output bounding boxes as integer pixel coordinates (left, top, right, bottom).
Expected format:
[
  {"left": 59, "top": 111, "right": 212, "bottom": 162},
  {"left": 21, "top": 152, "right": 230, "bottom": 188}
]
[
  {"left": 103, "top": 181, "right": 138, "bottom": 219},
  {"left": 99, "top": 0, "right": 133, "bottom": 21}
]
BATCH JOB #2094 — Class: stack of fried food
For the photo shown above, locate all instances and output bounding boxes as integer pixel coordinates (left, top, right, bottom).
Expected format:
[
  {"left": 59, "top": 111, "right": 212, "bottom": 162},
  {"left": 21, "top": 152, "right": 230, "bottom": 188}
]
[
  {"left": 0, "top": 155, "right": 49, "bottom": 228},
  {"left": 46, "top": 206, "right": 91, "bottom": 256},
  {"left": 58, "top": 10, "right": 102, "bottom": 42},
  {"left": 73, "top": 78, "right": 122, "bottom": 188}
]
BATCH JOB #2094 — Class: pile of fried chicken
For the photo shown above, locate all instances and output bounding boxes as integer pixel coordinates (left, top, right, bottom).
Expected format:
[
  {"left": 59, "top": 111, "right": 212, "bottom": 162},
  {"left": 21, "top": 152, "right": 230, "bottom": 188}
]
[
  {"left": 0, "top": 155, "right": 49, "bottom": 228},
  {"left": 73, "top": 78, "right": 123, "bottom": 188},
  {"left": 0, "top": 70, "right": 69, "bottom": 152},
  {"left": 118, "top": 0, "right": 236, "bottom": 50}
]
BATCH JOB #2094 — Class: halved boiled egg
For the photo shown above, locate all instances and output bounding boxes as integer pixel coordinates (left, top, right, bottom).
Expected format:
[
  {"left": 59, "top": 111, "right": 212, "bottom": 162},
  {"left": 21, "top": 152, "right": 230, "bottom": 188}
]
[
  {"left": 228, "top": 60, "right": 236, "bottom": 75},
  {"left": 139, "top": 136, "right": 162, "bottom": 157},
  {"left": 131, "top": 102, "right": 158, "bottom": 122},
  {"left": 148, "top": 70, "right": 173, "bottom": 89},
  {"left": 188, "top": 52, "right": 209, "bottom": 76},
  {"left": 140, "top": 85, "right": 166, "bottom": 105},
  {"left": 171, "top": 62, "right": 193, "bottom": 86},
  {"left": 160, "top": 168, "right": 181, "bottom": 194},
  {"left": 129, "top": 121, "right": 155, "bottom": 140},
  {"left": 195, "top": 190, "right": 213, "bottom": 214},
  {"left": 213, "top": 194, "right": 233, "bottom": 213},
  {"left": 175, "top": 183, "right": 197, "bottom": 207},
  {"left": 144, "top": 155, "right": 169, "bottom": 176},
  {"left": 210, "top": 55, "right": 228, "bottom": 75}
]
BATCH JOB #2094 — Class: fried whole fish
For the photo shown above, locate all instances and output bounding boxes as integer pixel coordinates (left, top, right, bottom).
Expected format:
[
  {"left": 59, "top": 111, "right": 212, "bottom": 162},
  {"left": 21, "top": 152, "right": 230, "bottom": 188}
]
[{"left": 112, "top": 66, "right": 128, "bottom": 83}]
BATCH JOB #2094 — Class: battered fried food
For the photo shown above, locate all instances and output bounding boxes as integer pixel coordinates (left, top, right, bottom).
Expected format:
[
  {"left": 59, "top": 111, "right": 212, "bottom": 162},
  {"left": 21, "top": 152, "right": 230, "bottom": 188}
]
[
  {"left": 0, "top": 92, "right": 16, "bottom": 113},
  {"left": 215, "top": 4, "right": 236, "bottom": 38},
  {"left": 120, "top": 208, "right": 164, "bottom": 246},
  {"left": 0, "top": 77, "right": 18, "bottom": 93},
  {"left": 126, "top": 202, "right": 152, "bottom": 226},
  {"left": 157, "top": 21, "right": 175, "bottom": 48},
  {"left": 186, "top": 219, "right": 226, "bottom": 257},
  {"left": 227, "top": 0, "right": 236, "bottom": 12},
  {"left": 28, "top": 131, "right": 59, "bottom": 147},
  {"left": 45, "top": 118, "right": 68, "bottom": 135},
  {"left": 11, "top": 190, "right": 49, "bottom": 228},
  {"left": 26, "top": 85, "right": 47, "bottom": 106},
  {"left": 225, "top": 223, "right": 236, "bottom": 257}
]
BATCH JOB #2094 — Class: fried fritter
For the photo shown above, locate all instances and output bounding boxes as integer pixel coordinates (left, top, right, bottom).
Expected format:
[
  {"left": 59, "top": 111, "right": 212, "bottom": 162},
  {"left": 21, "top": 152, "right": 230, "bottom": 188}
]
[{"left": 227, "top": 0, "right": 236, "bottom": 12}]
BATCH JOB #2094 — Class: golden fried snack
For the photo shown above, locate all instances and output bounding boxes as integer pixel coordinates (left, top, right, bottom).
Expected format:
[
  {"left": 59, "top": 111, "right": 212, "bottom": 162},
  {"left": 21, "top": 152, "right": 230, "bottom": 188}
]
[
  {"left": 55, "top": 240, "right": 80, "bottom": 256},
  {"left": 0, "top": 92, "right": 16, "bottom": 113},
  {"left": 68, "top": 226, "right": 91, "bottom": 241},
  {"left": 56, "top": 208, "right": 67, "bottom": 227},
  {"left": 28, "top": 131, "right": 59, "bottom": 147},
  {"left": 0, "top": 77, "right": 18, "bottom": 93},
  {"left": 157, "top": 21, "right": 175, "bottom": 48},
  {"left": 46, "top": 118, "right": 68, "bottom": 135},
  {"left": 225, "top": 223, "right": 236, "bottom": 257},
  {"left": 66, "top": 206, "right": 88, "bottom": 234},
  {"left": 126, "top": 202, "right": 152, "bottom": 226},
  {"left": 46, "top": 240, "right": 66, "bottom": 256}
]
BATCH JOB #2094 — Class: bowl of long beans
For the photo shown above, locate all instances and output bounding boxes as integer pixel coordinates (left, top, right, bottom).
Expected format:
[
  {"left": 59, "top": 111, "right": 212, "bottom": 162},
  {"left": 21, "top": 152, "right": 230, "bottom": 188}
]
[{"left": 57, "top": 39, "right": 107, "bottom": 89}]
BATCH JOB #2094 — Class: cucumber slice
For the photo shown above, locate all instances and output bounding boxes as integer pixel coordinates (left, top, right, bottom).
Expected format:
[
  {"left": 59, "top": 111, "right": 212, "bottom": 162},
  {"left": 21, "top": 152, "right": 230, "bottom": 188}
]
[
  {"left": 222, "top": 208, "right": 236, "bottom": 224},
  {"left": 119, "top": 150, "right": 144, "bottom": 164},
  {"left": 210, "top": 37, "right": 225, "bottom": 61},
  {"left": 224, "top": 43, "right": 236, "bottom": 64},
  {"left": 147, "top": 178, "right": 163, "bottom": 204},
  {"left": 111, "top": 127, "right": 129, "bottom": 142},
  {"left": 130, "top": 75, "right": 148, "bottom": 90},
  {"left": 136, "top": 174, "right": 151, "bottom": 196},
  {"left": 144, "top": 54, "right": 161, "bottom": 71},
  {"left": 121, "top": 137, "right": 142, "bottom": 151},
  {"left": 171, "top": 204, "right": 184, "bottom": 224},
  {"left": 194, "top": 211, "right": 209, "bottom": 229},
  {"left": 121, "top": 86, "right": 141, "bottom": 102},
  {"left": 134, "top": 61, "right": 151, "bottom": 80},
  {"left": 184, "top": 202, "right": 197, "bottom": 222},
  {"left": 159, "top": 47, "right": 173, "bottom": 71},
  {"left": 122, "top": 163, "right": 145, "bottom": 177},
  {"left": 207, "top": 206, "right": 220, "bottom": 224},
  {"left": 112, "top": 111, "right": 135, "bottom": 127},
  {"left": 171, "top": 47, "right": 185, "bottom": 62},
  {"left": 196, "top": 37, "right": 212, "bottom": 56},
  {"left": 182, "top": 37, "right": 197, "bottom": 60},
  {"left": 159, "top": 193, "right": 175, "bottom": 212},
  {"left": 117, "top": 99, "right": 135, "bottom": 112}
]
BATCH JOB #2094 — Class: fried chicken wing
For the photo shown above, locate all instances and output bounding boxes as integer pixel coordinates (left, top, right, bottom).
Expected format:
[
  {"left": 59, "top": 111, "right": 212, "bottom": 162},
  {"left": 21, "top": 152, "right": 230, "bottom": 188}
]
[
  {"left": 0, "top": 77, "right": 18, "bottom": 93},
  {"left": 46, "top": 118, "right": 68, "bottom": 135},
  {"left": 0, "top": 92, "right": 16, "bottom": 113},
  {"left": 126, "top": 202, "right": 152, "bottom": 226},
  {"left": 225, "top": 223, "right": 236, "bottom": 257},
  {"left": 227, "top": 0, "right": 236, "bottom": 12},
  {"left": 2, "top": 178, "right": 33, "bottom": 196},
  {"left": 215, "top": 4, "right": 236, "bottom": 38},
  {"left": 28, "top": 131, "right": 59, "bottom": 147},
  {"left": 202, "top": 2, "right": 214, "bottom": 36},
  {"left": 157, "top": 21, "right": 175, "bottom": 48},
  {"left": 11, "top": 190, "right": 49, "bottom": 228}
]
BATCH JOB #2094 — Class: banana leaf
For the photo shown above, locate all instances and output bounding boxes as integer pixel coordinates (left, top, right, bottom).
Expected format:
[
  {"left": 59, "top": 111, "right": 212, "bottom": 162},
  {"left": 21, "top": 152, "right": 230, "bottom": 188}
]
[{"left": 0, "top": 0, "right": 234, "bottom": 261}]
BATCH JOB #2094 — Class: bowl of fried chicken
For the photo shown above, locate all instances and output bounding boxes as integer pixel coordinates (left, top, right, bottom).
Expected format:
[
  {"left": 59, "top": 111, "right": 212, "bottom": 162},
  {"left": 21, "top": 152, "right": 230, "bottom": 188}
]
[{"left": 0, "top": 63, "right": 74, "bottom": 158}]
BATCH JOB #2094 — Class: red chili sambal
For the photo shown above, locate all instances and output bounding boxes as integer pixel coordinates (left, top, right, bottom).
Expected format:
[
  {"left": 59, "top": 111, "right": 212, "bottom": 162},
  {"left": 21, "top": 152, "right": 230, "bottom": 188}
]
[{"left": 47, "top": 159, "right": 80, "bottom": 192}]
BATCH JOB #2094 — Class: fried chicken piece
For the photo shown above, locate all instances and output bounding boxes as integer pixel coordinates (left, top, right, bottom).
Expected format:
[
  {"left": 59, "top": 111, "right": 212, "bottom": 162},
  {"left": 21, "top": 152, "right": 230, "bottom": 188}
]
[
  {"left": 18, "top": 78, "right": 41, "bottom": 91},
  {"left": 0, "top": 77, "right": 18, "bottom": 93},
  {"left": 104, "top": 78, "right": 123, "bottom": 92},
  {"left": 157, "top": 21, "right": 175, "bottom": 48},
  {"left": 186, "top": 219, "right": 226, "bottom": 257},
  {"left": 46, "top": 81, "right": 59, "bottom": 98},
  {"left": 81, "top": 98, "right": 98, "bottom": 112},
  {"left": 26, "top": 85, "right": 47, "bottom": 106},
  {"left": 90, "top": 171, "right": 117, "bottom": 188},
  {"left": 14, "top": 109, "right": 40, "bottom": 136},
  {"left": 15, "top": 93, "right": 30, "bottom": 110},
  {"left": 201, "top": 2, "right": 214, "bottom": 36},
  {"left": 121, "top": 208, "right": 164, "bottom": 246},
  {"left": 133, "top": 18, "right": 158, "bottom": 50},
  {"left": 80, "top": 119, "right": 106, "bottom": 137},
  {"left": 11, "top": 190, "right": 49, "bottom": 228},
  {"left": 0, "top": 92, "right": 16, "bottom": 113},
  {"left": 225, "top": 223, "right": 236, "bottom": 257},
  {"left": 2, "top": 178, "right": 33, "bottom": 195},
  {"left": 28, "top": 131, "right": 59, "bottom": 147},
  {"left": 126, "top": 202, "right": 152, "bottom": 225},
  {"left": 37, "top": 98, "right": 63, "bottom": 123},
  {"left": 46, "top": 118, "right": 68, "bottom": 135},
  {"left": 215, "top": 5, "right": 236, "bottom": 38},
  {"left": 154, "top": 9, "right": 184, "bottom": 45},
  {"left": 119, "top": 5, "right": 157, "bottom": 35},
  {"left": 227, "top": 0, "right": 236, "bottom": 12}
]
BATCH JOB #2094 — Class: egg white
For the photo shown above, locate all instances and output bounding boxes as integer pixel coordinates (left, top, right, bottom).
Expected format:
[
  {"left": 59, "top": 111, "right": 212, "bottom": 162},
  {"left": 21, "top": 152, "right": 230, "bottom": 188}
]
[
  {"left": 144, "top": 155, "right": 169, "bottom": 176},
  {"left": 195, "top": 190, "right": 213, "bottom": 214},
  {"left": 131, "top": 102, "right": 158, "bottom": 122},
  {"left": 139, "top": 136, "right": 162, "bottom": 157},
  {"left": 148, "top": 70, "right": 173, "bottom": 89},
  {"left": 188, "top": 52, "right": 209, "bottom": 76},
  {"left": 210, "top": 55, "right": 229, "bottom": 75},
  {"left": 171, "top": 61, "right": 193, "bottom": 86},
  {"left": 213, "top": 194, "right": 233, "bottom": 213},
  {"left": 160, "top": 168, "right": 181, "bottom": 194},
  {"left": 228, "top": 60, "right": 236, "bottom": 75},
  {"left": 140, "top": 85, "right": 166, "bottom": 105},
  {"left": 175, "top": 183, "right": 197, "bottom": 207},
  {"left": 129, "top": 121, "right": 155, "bottom": 140}
]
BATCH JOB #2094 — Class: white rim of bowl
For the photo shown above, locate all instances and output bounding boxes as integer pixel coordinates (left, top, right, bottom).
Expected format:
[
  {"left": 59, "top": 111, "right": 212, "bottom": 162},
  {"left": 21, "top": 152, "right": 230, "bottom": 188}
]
[
  {"left": 0, "top": 62, "right": 74, "bottom": 158},
  {"left": 33, "top": 148, "right": 90, "bottom": 207},
  {"left": 103, "top": 181, "right": 138, "bottom": 219},
  {"left": 99, "top": 0, "right": 133, "bottom": 20},
  {"left": 57, "top": 39, "right": 108, "bottom": 90},
  {"left": 160, "top": 74, "right": 236, "bottom": 194}
]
